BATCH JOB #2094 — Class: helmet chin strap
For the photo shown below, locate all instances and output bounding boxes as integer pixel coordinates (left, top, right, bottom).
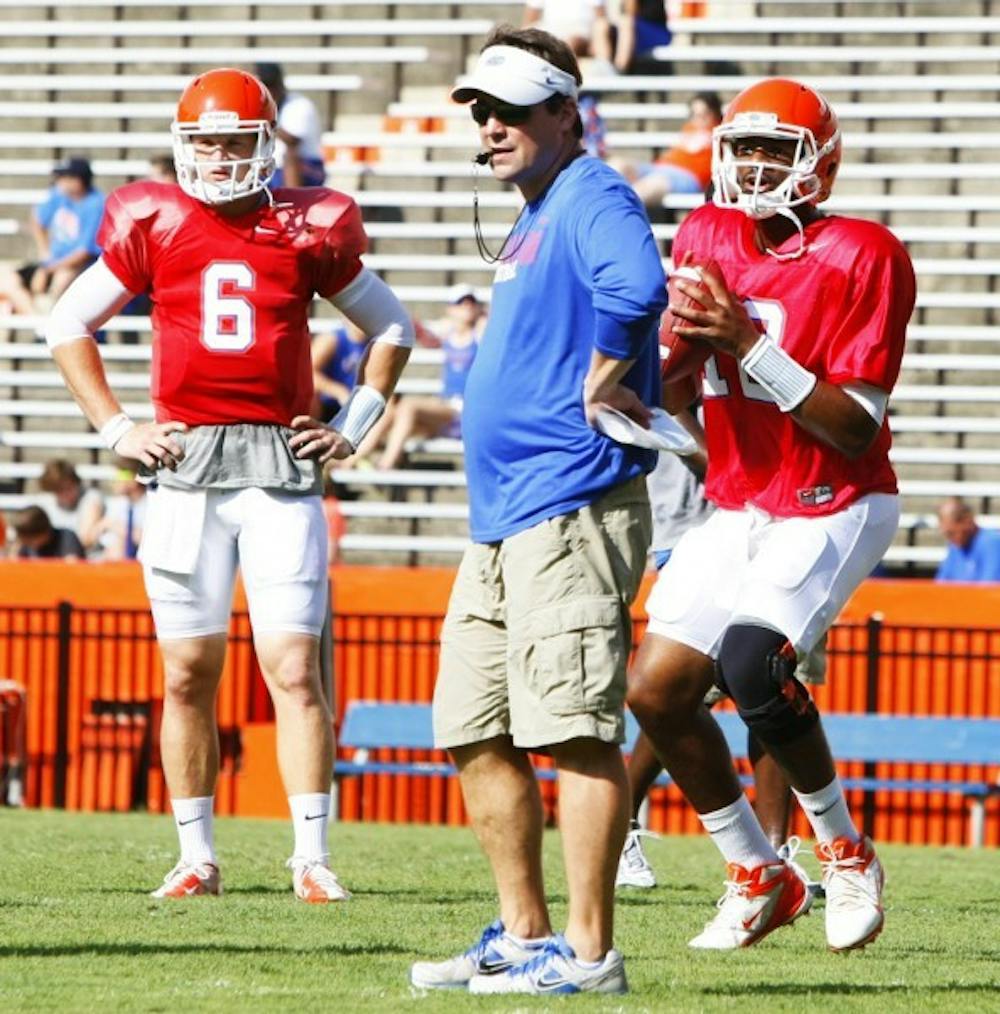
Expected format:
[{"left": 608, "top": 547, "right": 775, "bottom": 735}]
[{"left": 763, "top": 205, "right": 808, "bottom": 261}]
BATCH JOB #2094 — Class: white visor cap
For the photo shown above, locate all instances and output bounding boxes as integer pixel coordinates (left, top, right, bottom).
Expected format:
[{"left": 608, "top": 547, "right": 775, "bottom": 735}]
[{"left": 451, "top": 45, "right": 579, "bottom": 106}]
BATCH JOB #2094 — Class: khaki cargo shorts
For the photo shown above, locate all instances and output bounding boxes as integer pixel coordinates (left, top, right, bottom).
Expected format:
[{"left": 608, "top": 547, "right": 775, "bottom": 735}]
[{"left": 433, "top": 475, "right": 652, "bottom": 751}]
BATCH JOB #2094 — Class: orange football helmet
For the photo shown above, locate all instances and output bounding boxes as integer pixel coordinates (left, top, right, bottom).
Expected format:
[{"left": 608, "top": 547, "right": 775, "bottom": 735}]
[
  {"left": 712, "top": 78, "right": 841, "bottom": 222},
  {"left": 171, "top": 68, "right": 277, "bottom": 205}
]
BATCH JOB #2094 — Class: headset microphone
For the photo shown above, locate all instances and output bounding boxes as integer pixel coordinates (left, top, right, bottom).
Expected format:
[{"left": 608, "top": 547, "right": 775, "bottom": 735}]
[{"left": 472, "top": 148, "right": 529, "bottom": 264}]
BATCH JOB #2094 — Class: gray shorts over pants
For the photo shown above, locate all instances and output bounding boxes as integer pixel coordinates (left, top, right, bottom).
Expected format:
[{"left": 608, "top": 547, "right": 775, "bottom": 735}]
[{"left": 433, "top": 475, "right": 652, "bottom": 751}]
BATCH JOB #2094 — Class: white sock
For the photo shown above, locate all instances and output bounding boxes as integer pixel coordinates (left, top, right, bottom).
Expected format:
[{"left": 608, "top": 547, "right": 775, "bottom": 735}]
[
  {"left": 171, "top": 796, "right": 215, "bottom": 865},
  {"left": 793, "top": 777, "right": 859, "bottom": 845},
  {"left": 506, "top": 931, "right": 550, "bottom": 947},
  {"left": 289, "top": 791, "right": 331, "bottom": 863},
  {"left": 699, "top": 795, "right": 779, "bottom": 869}
]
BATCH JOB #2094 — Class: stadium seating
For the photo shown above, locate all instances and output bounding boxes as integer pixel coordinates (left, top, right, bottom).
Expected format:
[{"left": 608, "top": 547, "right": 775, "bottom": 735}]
[{"left": 3, "top": 2, "right": 1000, "bottom": 568}]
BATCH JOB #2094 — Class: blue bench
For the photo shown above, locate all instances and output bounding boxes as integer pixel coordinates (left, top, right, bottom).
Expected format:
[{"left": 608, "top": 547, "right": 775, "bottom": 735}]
[{"left": 335, "top": 701, "right": 1000, "bottom": 846}]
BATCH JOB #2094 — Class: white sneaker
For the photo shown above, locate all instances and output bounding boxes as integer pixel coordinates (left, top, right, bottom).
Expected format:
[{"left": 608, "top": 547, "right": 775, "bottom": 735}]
[
  {"left": 778, "top": 836, "right": 824, "bottom": 902},
  {"left": 616, "top": 821, "right": 658, "bottom": 888},
  {"left": 410, "top": 920, "right": 549, "bottom": 991},
  {"left": 815, "top": 835, "right": 885, "bottom": 951},
  {"left": 468, "top": 935, "right": 627, "bottom": 995},
  {"left": 287, "top": 857, "right": 351, "bottom": 903},
  {"left": 151, "top": 860, "right": 221, "bottom": 898},
  {"left": 688, "top": 860, "right": 811, "bottom": 950}
]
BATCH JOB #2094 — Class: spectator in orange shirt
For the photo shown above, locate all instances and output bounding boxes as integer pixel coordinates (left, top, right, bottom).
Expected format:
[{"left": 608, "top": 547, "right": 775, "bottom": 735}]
[{"left": 610, "top": 92, "right": 722, "bottom": 215}]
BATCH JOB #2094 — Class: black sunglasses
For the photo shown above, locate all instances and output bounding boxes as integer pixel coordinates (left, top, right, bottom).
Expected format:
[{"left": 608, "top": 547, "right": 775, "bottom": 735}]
[{"left": 470, "top": 99, "right": 535, "bottom": 126}]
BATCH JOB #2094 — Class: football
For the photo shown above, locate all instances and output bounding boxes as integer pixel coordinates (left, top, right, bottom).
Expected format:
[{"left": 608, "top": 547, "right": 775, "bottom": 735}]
[{"left": 658, "top": 259, "right": 720, "bottom": 383}]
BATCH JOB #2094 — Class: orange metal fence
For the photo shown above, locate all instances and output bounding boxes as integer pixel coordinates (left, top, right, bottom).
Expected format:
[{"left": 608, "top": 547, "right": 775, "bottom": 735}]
[{"left": 2, "top": 596, "right": 997, "bottom": 846}]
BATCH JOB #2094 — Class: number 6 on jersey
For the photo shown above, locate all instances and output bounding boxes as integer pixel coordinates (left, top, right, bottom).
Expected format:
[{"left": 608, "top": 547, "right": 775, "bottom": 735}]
[{"left": 202, "top": 262, "right": 256, "bottom": 351}]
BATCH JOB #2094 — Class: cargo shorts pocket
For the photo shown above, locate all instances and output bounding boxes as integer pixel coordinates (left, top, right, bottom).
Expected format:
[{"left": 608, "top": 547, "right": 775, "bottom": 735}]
[{"left": 515, "top": 597, "right": 626, "bottom": 718}]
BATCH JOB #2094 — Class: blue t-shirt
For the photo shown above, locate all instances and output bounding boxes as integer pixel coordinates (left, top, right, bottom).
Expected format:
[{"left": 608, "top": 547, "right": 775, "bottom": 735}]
[
  {"left": 462, "top": 155, "right": 667, "bottom": 543},
  {"left": 35, "top": 187, "right": 105, "bottom": 264},
  {"left": 441, "top": 335, "right": 478, "bottom": 400},
  {"left": 935, "top": 527, "right": 1000, "bottom": 582},
  {"left": 315, "top": 326, "right": 367, "bottom": 414}
]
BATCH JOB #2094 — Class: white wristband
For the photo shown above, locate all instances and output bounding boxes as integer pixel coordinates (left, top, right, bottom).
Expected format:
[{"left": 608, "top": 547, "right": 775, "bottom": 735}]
[
  {"left": 741, "top": 335, "right": 817, "bottom": 413},
  {"left": 99, "top": 412, "right": 136, "bottom": 451},
  {"left": 330, "top": 385, "right": 386, "bottom": 451}
]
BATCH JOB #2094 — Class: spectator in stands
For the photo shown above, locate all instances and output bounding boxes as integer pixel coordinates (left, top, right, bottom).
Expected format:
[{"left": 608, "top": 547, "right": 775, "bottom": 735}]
[
  {"left": 935, "top": 497, "right": 1000, "bottom": 582},
  {"left": 95, "top": 467, "right": 147, "bottom": 561},
  {"left": 613, "top": 0, "right": 671, "bottom": 75},
  {"left": 310, "top": 320, "right": 369, "bottom": 422},
  {"left": 355, "top": 284, "right": 485, "bottom": 471},
  {"left": 37, "top": 459, "right": 105, "bottom": 555},
  {"left": 610, "top": 92, "right": 722, "bottom": 214},
  {"left": 0, "top": 511, "right": 6, "bottom": 556},
  {"left": 11, "top": 505, "right": 85, "bottom": 560},
  {"left": 254, "top": 62, "right": 325, "bottom": 188},
  {"left": 411, "top": 28, "right": 664, "bottom": 996},
  {"left": 0, "top": 156, "right": 104, "bottom": 319},
  {"left": 523, "top": 0, "right": 614, "bottom": 64},
  {"left": 147, "top": 154, "right": 178, "bottom": 184}
]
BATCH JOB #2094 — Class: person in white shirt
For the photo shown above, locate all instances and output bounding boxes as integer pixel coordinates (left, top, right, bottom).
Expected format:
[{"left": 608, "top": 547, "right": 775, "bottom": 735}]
[
  {"left": 254, "top": 63, "right": 325, "bottom": 187},
  {"left": 523, "top": 0, "right": 614, "bottom": 62}
]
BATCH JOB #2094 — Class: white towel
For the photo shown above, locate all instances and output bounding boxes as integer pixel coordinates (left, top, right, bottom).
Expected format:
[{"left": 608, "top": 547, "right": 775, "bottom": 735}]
[
  {"left": 137, "top": 486, "right": 207, "bottom": 575},
  {"left": 593, "top": 406, "right": 700, "bottom": 456}
]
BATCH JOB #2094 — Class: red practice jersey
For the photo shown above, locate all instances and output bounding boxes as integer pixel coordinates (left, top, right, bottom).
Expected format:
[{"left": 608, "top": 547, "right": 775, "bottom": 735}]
[
  {"left": 672, "top": 204, "right": 915, "bottom": 517},
  {"left": 97, "top": 181, "right": 367, "bottom": 426}
]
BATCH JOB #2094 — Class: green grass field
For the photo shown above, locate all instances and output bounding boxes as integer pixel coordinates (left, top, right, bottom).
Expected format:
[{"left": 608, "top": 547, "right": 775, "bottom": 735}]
[{"left": 0, "top": 809, "right": 997, "bottom": 1012}]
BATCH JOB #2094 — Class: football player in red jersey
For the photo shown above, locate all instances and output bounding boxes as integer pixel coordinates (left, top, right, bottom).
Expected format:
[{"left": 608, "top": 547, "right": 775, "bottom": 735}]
[
  {"left": 626, "top": 78, "right": 915, "bottom": 952},
  {"left": 45, "top": 69, "right": 415, "bottom": 902}
]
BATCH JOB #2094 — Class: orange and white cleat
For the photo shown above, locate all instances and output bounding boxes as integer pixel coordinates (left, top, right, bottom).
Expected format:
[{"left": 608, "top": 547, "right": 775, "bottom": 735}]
[
  {"left": 815, "top": 835, "right": 885, "bottom": 952},
  {"left": 151, "top": 860, "right": 222, "bottom": 898},
  {"left": 688, "top": 860, "right": 811, "bottom": 949},
  {"left": 287, "top": 857, "right": 352, "bottom": 903}
]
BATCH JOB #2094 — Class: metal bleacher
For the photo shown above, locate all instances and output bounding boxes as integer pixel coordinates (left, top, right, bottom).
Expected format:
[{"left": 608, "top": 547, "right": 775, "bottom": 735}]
[{"left": 2, "top": 0, "right": 1000, "bottom": 566}]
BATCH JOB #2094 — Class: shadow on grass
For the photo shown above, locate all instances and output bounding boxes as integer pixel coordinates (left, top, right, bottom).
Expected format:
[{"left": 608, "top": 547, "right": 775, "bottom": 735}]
[
  {"left": 703, "top": 982, "right": 997, "bottom": 997},
  {"left": 0, "top": 941, "right": 410, "bottom": 959}
]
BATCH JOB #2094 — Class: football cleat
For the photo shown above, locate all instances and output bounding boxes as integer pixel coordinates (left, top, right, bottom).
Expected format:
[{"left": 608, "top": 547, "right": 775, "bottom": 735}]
[
  {"left": 815, "top": 835, "right": 885, "bottom": 951},
  {"left": 468, "top": 935, "right": 627, "bottom": 995},
  {"left": 410, "top": 919, "right": 549, "bottom": 991},
  {"left": 778, "top": 835, "right": 824, "bottom": 902},
  {"left": 616, "top": 821, "right": 658, "bottom": 889},
  {"left": 688, "top": 860, "right": 811, "bottom": 949},
  {"left": 151, "top": 860, "right": 221, "bottom": 898},
  {"left": 287, "top": 857, "right": 351, "bottom": 903}
]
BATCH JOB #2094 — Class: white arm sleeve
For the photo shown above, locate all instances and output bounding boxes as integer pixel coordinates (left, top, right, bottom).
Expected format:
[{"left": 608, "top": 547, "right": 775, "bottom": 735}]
[
  {"left": 328, "top": 267, "right": 414, "bottom": 349},
  {"left": 843, "top": 382, "right": 889, "bottom": 426},
  {"left": 44, "top": 258, "right": 136, "bottom": 349}
]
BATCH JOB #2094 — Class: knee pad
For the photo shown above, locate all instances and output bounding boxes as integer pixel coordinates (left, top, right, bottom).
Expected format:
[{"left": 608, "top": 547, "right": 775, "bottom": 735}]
[{"left": 717, "top": 623, "right": 819, "bottom": 746}]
